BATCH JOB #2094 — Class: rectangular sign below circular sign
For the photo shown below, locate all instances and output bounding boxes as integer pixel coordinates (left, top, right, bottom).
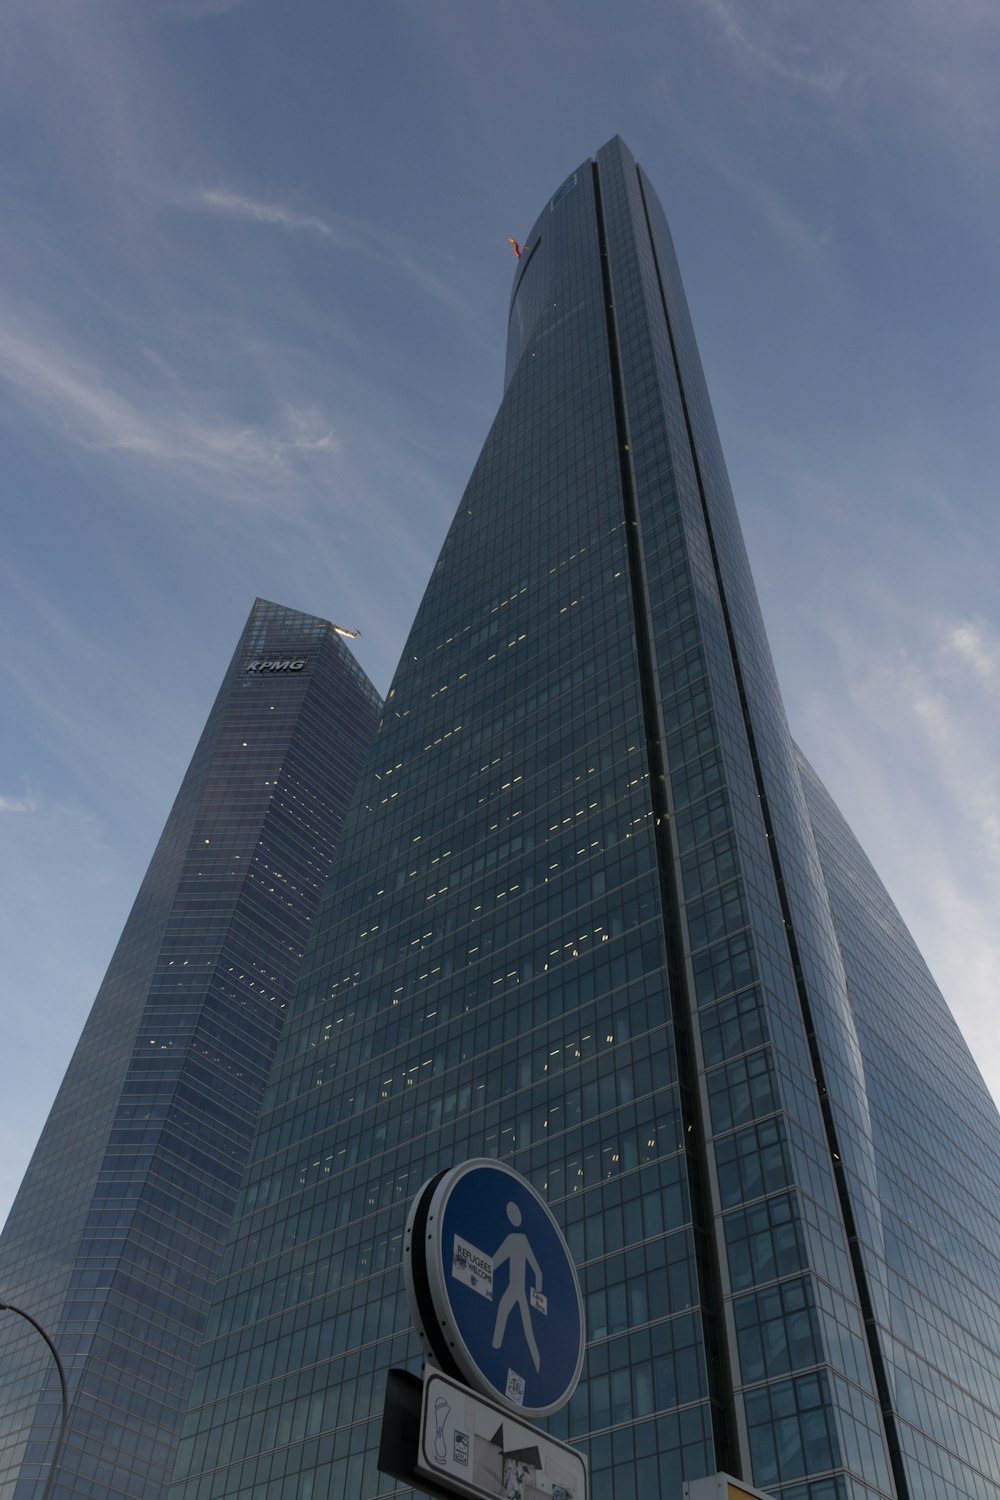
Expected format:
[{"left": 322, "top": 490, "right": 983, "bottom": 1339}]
[{"left": 417, "top": 1369, "right": 589, "bottom": 1500}]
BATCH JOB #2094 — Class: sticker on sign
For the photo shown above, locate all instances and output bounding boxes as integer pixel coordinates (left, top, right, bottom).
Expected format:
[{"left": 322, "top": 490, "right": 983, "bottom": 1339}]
[
  {"left": 418, "top": 1369, "right": 588, "bottom": 1500},
  {"left": 452, "top": 1236, "right": 494, "bottom": 1298}
]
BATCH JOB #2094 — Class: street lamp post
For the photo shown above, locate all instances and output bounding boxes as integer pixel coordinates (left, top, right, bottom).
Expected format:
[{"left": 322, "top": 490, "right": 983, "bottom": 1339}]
[{"left": 0, "top": 1299, "right": 69, "bottom": 1500}]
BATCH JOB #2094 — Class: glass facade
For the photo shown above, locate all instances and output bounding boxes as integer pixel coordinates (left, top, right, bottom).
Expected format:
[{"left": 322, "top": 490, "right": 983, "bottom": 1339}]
[
  {"left": 168, "top": 140, "right": 1000, "bottom": 1500},
  {"left": 0, "top": 600, "right": 381, "bottom": 1500},
  {"left": 797, "top": 751, "right": 1000, "bottom": 1500}
]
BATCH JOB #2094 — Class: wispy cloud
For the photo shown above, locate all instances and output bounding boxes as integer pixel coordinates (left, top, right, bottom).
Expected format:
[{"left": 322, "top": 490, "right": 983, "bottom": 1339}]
[
  {"left": 707, "top": 145, "right": 831, "bottom": 257},
  {"left": 798, "top": 596, "right": 1000, "bottom": 1103},
  {"left": 948, "top": 620, "right": 1000, "bottom": 690},
  {"left": 692, "top": 0, "right": 850, "bottom": 97},
  {"left": 0, "top": 793, "right": 37, "bottom": 814},
  {"left": 691, "top": 0, "right": 1000, "bottom": 159},
  {"left": 650, "top": 77, "right": 831, "bottom": 258},
  {"left": 648, "top": 15, "right": 835, "bottom": 259},
  {"left": 186, "top": 185, "right": 478, "bottom": 318},
  {"left": 902, "top": 621, "right": 1000, "bottom": 864},
  {"left": 0, "top": 308, "right": 338, "bottom": 502},
  {"left": 848, "top": 610, "right": 1000, "bottom": 875},
  {"left": 195, "top": 188, "right": 337, "bottom": 240}
]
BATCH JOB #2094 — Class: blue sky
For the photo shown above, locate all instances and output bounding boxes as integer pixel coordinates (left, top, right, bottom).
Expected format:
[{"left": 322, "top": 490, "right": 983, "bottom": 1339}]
[{"left": 1, "top": 0, "right": 998, "bottom": 1229}]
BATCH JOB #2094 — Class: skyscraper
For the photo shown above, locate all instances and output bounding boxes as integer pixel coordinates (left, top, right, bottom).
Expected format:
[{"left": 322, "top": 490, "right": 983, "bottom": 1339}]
[
  {"left": 0, "top": 600, "right": 381, "bottom": 1500},
  {"left": 169, "top": 140, "right": 1000, "bottom": 1500}
]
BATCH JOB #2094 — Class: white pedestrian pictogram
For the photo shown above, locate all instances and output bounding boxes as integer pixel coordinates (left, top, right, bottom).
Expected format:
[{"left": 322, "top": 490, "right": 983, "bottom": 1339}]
[{"left": 491, "top": 1201, "right": 543, "bottom": 1372}]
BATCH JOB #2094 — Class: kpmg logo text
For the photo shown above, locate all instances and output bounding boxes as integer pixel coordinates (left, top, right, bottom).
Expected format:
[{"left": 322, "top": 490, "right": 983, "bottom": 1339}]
[{"left": 244, "top": 658, "right": 307, "bottom": 674}]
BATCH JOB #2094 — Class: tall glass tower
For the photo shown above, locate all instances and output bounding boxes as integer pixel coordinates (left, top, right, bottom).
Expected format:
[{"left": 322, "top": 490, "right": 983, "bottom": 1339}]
[
  {"left": 170, "top": 142, "right": 1000, "bottom": 1500},
  {"left": 0, "top": 600, "right": 381, "bottom": 1500}
]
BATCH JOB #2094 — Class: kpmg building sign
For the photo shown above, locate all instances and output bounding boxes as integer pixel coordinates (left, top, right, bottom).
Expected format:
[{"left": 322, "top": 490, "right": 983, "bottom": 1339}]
[{"left": 244, "top": 658, "right": 307, "bottom": 674}]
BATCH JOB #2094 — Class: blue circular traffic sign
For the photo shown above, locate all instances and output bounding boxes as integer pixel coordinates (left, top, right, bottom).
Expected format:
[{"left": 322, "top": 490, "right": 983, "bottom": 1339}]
[{"left": 404, "top": 1159, "right": 585, "bottom": 1418}]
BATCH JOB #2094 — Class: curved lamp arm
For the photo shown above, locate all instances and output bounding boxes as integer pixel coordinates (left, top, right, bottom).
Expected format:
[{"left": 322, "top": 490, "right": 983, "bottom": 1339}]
[{"left": 0, "top": 1299, "right": 69, "bottom": 1500}]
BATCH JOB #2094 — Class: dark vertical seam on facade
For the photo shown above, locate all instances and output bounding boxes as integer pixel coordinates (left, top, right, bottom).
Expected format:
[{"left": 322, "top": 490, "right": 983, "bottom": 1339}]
[
  {"left": 636, "top": 167, "right": 909, "bottom": 1500},
  {"left": 590, "top": 159, "right": 736, "bottom": 1478}
]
